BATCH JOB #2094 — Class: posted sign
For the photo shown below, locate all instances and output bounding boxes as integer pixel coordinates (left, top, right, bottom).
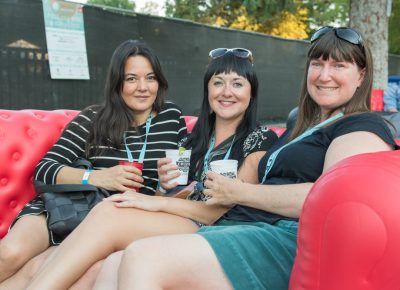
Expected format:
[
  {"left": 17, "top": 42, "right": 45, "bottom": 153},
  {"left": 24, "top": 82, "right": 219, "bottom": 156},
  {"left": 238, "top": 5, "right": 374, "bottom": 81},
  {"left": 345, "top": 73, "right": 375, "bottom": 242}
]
[{"left": 42, "top": 0, "right": 90, "bottom": 79}]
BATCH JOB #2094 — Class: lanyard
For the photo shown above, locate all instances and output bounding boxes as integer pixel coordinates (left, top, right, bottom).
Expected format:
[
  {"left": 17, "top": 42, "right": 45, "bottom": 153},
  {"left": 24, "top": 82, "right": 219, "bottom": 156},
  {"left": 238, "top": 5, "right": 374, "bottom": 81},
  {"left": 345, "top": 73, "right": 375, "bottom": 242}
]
[
  {"left": 203, "top": 131, "right": 236, "bottom": 174},
  {"left": 124, "top": 113, "right": 152, "bottom": 163},
  {"left": 261, "top": 112, "right": 344, "bottom": 184}
]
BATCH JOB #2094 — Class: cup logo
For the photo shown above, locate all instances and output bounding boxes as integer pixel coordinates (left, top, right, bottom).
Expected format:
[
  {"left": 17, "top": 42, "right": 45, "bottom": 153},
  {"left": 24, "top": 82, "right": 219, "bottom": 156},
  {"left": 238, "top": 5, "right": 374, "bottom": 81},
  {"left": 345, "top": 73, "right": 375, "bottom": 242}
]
[
  {"left": 165, "top": 149, "right": 191, "bottom": 185},
  {"left": 176, "top": 157, "right": 190, "bottom": 174},
  {"left": 178, "top": 146, "right": 186, "bottom": 156},
  {"left": 220, "top": 171, "right": 237, "bottom": 179}
]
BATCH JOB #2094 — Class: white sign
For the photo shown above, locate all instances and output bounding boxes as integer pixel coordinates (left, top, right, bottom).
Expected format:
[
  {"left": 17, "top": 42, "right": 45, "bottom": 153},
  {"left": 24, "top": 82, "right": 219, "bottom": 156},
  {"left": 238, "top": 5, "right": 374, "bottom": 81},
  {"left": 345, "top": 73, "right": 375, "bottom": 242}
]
[{"left": 42, "top": 0, "right": 90, "bottom": 79}]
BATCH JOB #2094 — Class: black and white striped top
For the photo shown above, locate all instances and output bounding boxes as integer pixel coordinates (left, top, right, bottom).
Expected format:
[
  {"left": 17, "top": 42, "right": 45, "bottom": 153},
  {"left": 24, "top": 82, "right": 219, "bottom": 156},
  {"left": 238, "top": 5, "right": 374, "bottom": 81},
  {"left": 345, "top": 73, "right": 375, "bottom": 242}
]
[{"left": 34, "top": 102, "right": 187, "bottom": 195}]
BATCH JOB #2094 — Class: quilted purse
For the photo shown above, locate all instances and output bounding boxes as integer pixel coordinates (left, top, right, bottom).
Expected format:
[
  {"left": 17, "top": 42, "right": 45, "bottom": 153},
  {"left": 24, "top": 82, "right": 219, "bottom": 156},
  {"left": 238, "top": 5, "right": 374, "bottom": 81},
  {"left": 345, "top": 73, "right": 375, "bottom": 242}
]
[{"left": 35, "top": 158, "right": 110, "bottom": 240}]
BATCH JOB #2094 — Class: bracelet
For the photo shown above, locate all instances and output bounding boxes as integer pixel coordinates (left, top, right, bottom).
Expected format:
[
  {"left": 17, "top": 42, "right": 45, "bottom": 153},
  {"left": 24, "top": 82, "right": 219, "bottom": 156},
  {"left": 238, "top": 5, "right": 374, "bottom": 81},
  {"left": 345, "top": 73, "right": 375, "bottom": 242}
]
[
  {"left": 82, "top": 169, "right": 93, "bottom": 185},
  {"left": 157, "top": 181, "right": 180, "bottom": 196}
]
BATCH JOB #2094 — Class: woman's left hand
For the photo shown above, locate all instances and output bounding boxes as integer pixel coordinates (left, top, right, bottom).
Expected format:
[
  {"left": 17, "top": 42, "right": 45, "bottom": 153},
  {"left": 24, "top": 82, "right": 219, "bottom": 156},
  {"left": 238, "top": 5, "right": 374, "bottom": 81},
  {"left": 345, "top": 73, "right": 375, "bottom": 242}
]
[
  {"left": 203, "top": 171, "right": 241, "bottom": 207},
  {"left": 106, "top": 191, "right": 167, "bottom": 212}
]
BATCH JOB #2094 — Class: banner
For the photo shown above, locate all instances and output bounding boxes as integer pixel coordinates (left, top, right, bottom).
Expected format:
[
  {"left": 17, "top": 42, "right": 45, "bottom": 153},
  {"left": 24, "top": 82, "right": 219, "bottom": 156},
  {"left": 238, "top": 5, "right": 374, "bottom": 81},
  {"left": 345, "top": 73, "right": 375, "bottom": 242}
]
[{"left": 42, "top": 0, "right": 90, "bottom": 79}]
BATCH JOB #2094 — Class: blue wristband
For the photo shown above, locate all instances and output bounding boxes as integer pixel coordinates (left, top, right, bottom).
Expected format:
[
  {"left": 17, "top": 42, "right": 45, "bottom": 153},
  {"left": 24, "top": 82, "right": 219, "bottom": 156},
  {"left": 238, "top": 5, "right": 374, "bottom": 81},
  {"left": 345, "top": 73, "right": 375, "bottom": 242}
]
[
  {"left": 82, "top": 169, "right": 92, "bottom": 185},
  {"left": 157, "top": 181, "right": 167, "bottom": 194}
]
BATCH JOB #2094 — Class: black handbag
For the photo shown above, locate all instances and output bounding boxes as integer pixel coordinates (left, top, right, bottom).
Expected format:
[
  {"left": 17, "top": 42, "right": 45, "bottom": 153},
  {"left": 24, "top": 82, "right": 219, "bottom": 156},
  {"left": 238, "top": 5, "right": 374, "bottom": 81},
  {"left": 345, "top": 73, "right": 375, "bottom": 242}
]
[{"left": 35, "top": 158, "right": 110, "bottom": 240}]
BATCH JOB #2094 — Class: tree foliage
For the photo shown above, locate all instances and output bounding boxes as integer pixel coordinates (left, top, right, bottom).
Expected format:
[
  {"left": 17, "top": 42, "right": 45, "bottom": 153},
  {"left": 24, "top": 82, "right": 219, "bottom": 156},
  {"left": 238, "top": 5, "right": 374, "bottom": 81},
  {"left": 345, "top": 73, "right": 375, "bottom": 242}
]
[
  {"left": 88, "top": 0, "right": 135, "bottom": 10},
  {"left": 269, "top": 6, "right": 308, "bottom": 39},
  {"left": 305, "top": 0, "right": 349, "bottom": 29},
  {"left": 85, "top": 0, "right": 398, "bottom": 53},
  {"left": 165, "top": 0, "right": 355, "bottom": 41},
  {"left": 165, "top": 0, "right": 397, "bottom": 49},
  {"left": 166, "top": 0, "right": 309, "bottom": 39}
]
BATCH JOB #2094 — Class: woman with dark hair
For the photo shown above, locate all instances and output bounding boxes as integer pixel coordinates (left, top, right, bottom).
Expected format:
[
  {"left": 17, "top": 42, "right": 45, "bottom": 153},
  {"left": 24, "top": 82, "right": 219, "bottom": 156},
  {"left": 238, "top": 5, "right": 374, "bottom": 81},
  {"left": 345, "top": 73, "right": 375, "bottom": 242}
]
[
  {"left": 113, "top": 27, "right": 398, "bottom": 290},
  {"left": 158, "top": 48, "right": 265, "bottom": 199},
  {"left": 187, "top": 48, "right": 259, "bottom": 179},
  {"left": 0, "top": 39, "right": 186, "bottom": 289},
  {"left": 24, "top": 48, "right": 278, "bottom": 290}
]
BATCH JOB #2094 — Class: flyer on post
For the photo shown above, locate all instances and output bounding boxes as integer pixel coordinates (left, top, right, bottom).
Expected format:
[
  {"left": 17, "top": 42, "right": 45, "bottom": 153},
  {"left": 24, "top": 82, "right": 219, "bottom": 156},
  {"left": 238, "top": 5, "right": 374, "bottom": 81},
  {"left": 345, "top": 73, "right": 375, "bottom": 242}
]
[{"left": 42, "top": 0, "right": 90, "bottom": 80}]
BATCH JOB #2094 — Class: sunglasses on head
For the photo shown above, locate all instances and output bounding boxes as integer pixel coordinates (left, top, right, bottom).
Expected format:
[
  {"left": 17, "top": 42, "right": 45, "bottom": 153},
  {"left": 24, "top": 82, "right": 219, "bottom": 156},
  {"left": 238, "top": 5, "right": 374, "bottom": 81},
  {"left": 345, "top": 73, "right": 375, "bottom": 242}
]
[
  {"left": 209, "top": 48, "right": 253, "bottom": 63},
  {"left": 310, "top": 26, "right": 363, "bottom": 46}
]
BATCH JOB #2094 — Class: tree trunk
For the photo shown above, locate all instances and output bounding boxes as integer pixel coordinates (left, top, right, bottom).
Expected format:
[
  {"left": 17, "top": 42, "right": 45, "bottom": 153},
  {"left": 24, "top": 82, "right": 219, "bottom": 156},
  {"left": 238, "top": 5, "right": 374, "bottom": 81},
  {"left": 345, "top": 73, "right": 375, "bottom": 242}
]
[{"left": 350, "top": 0, "right": 389, "bottom": 89}]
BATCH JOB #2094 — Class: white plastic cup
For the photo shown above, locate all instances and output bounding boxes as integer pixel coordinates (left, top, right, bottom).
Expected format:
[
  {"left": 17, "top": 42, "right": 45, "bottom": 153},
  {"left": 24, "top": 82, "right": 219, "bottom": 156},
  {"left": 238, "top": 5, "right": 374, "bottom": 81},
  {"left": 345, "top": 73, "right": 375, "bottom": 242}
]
[
  {"left": 165, "top": 149, "right": 191, "bottom": 185},
  {"left": 209, "top": 159, "right": 238, "bottom": 179}
]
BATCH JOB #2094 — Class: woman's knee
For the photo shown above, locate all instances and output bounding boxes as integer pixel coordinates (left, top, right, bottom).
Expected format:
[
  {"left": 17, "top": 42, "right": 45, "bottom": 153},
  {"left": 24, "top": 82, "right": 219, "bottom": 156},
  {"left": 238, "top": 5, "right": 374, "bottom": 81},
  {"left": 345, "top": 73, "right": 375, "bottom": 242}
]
[
  {"left": 119, "top": 239, "right": 193, "bottom": 288},
  {"left": 86, "top": 200, "right": 118, "bottom": 221},
  {"left": 0, "top": 241, "right": 25, "bottom": 268},
  {"left": 118, "top": 242, "right": 153, "bottom": 281},
  {"left": 0, "top": 231, "right": 45, "bottom": 269}
]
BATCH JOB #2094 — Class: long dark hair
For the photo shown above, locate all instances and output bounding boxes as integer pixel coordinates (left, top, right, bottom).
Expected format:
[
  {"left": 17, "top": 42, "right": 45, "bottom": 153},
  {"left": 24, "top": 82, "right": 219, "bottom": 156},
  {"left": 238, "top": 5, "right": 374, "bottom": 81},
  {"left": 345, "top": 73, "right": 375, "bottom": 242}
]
[
  {"left": 291, "top": 29, "right": 373, "bottom": 140},
  {"left": 189, "top": 52, "right": 258, "bottom": 175},
  {"left": 86, "top": 40, "right": 168, "bottom": 155}
]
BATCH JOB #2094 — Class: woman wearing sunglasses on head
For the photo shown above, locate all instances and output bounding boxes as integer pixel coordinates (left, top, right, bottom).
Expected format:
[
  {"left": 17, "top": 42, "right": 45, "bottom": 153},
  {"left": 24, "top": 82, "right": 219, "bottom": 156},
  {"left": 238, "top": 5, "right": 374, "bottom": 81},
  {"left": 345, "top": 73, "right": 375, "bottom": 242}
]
[
  {"left": 157, "top": 47, "right": 277, "bottom": 202},
  {"left": 25, "top": 48, "right": 278, "bottom": 290},
  {"left": 112, "top": 27, "right": 398, "bottom": 290}
]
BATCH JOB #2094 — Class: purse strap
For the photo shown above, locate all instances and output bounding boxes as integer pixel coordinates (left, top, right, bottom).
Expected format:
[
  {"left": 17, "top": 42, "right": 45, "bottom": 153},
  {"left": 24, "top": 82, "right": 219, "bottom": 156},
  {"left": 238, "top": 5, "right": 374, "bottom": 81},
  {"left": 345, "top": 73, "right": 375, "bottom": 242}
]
[
  {"left": 34, "top": 181, "right": 110, "bottom": 197},
  {"left": 71, "top": 157, "right": 93, "bottom": 169}
]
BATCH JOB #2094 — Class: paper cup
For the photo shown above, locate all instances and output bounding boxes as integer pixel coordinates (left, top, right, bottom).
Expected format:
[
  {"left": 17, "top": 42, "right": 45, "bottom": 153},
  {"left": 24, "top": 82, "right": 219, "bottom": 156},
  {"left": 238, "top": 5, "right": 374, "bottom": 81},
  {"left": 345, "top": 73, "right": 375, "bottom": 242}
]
[
  {"left": 118, "top": 161, "right": 144, "bottom": 191},
  {"left": 165, "top": 149, "right": 191, "bottom": 185},
  {"left": 209, "top": 159, "right": 238, "bottom": 179}
]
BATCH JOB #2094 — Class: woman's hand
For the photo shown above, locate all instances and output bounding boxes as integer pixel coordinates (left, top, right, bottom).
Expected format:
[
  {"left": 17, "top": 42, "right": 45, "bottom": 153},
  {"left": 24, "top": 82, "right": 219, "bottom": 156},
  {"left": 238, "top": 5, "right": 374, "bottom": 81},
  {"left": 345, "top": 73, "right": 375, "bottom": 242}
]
[
  {"left": 107, "top": 191, "right": 167, "bottom": 212},
  {"left": 203, "top": 171, "right": 242, "bottom": 207},
  {"left": 89, "top": 165, "right": 144, "bottom": 192},
  {"left": 157, "top": 158, "right": 181, "bottom": 189}
]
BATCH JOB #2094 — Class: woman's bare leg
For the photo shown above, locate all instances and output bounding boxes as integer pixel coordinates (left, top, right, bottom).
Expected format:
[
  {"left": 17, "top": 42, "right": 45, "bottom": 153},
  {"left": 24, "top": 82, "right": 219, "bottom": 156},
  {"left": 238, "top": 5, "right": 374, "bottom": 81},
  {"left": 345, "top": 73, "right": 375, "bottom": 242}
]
[
  {"left": 119, "top": 234, "right": 233, "bottom": 290},
  {"left": 93, "top": 252, "right": 123, "bottom": 290},
  {"left": 0, "top": 247, "right": 55, "bottom": 290},
  {"left": 68, "top": 260, "right": 104, "bottom": 290},
  {"left": 27, "top": 201, "right": 198, "bottom": 290},
  {"left": 0, "top": 215, "right": 49, "bottom": 282}
]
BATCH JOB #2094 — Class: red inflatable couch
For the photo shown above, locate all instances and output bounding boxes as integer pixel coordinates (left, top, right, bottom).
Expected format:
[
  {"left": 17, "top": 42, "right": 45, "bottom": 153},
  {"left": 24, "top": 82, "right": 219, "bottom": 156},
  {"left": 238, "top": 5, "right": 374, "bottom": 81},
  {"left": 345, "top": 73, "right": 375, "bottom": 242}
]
[
  {"left": 0, "top": 109, "right": 199, "bottom": 240},
  {"left": 1, "top": 109, "right": 400, "bottom": 289}
]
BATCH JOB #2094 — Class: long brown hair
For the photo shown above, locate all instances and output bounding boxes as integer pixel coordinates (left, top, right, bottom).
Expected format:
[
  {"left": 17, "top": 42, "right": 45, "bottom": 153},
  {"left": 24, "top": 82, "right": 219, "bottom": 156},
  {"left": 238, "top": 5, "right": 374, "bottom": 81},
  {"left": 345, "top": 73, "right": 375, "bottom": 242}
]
[
  {"left": 290, "top": 29, "right": 373, "bottom": 140},
  {"left": 86, "top": 40, "right": 168, "bottom": 156}
]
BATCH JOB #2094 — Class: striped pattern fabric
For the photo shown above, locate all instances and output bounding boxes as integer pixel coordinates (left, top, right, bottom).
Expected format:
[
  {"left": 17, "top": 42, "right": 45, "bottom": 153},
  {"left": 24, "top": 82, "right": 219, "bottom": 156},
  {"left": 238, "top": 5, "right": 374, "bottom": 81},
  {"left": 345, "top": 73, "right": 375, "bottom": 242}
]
[{"left": 34, "top": 102, "right": 187, "bottom": 195}]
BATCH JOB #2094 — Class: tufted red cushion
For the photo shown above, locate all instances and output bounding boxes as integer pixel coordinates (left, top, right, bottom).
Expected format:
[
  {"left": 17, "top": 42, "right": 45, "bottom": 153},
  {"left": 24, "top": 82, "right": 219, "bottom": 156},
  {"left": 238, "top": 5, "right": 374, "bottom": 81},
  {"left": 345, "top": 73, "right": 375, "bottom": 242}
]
[
  {"left": 183, "top": 116, "right": 197, "bottom": 133},
  {"left": 0, "top": 110, "right": 79, "bottom": 238},
  {"left": 0, "top": 110, "right": 199, "bottom": 239},
  {"left": 289, "top": 150, "right": 400, "bottom": 290},
  {"left": 270, "top": 127, "right": 286, "bottom": 137}
]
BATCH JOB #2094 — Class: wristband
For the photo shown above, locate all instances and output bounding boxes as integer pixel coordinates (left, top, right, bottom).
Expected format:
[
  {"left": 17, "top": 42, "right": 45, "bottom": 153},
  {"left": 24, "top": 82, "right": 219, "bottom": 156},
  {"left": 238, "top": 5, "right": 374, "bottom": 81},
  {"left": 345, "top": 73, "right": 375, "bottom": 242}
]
[
  {"left": 157, "top": 181, "right": 181, "bottom": 196},
  {"left": 157, "top": 181, "right": 167, "bottom": 194},
  {"left": 82, "top": 169, "right": 93, "bottom": 185}
]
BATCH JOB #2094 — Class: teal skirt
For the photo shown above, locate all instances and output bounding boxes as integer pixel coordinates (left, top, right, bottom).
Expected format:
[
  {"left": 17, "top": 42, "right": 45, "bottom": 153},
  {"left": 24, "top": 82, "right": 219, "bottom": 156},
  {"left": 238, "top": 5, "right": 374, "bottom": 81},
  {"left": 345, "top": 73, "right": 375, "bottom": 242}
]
[{"left": 197, "top": 219, "right": 298, "bottom": 290}]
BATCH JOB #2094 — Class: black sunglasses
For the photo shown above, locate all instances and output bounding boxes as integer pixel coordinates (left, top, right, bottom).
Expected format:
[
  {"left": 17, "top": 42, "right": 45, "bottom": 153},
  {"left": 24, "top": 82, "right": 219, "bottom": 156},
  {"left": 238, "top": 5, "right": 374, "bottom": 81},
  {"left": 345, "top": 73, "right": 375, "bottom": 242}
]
[
  {"left": 310, "top": 26, "right": 363, "bottom": 46},
  {"left": 209, "top": 48, "right": 253, "bottom": 63}
]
